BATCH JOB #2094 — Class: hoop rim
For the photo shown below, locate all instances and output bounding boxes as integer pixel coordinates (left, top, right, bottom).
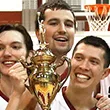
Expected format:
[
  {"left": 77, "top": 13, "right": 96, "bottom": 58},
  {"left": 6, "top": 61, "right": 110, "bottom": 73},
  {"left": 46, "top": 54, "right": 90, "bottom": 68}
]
[
  {"left": 84, "top": 4, "right": 110, "bottom": 8},
  {"left": 84, "top": 4, "right": 110, "bottom": 15}
]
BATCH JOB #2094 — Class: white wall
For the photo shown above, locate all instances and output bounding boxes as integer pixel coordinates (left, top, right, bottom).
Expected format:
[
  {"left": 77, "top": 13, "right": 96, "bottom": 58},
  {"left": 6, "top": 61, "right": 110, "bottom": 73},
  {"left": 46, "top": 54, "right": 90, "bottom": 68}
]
[
  {"left": 67, "top": 31, "right": 110, "bottom": 58},
  {"left": 0, "top": 0, "right": 22, "bottom": 11},
  {"left": 29, "top": 31, "right": 39, "bottom": 50}
]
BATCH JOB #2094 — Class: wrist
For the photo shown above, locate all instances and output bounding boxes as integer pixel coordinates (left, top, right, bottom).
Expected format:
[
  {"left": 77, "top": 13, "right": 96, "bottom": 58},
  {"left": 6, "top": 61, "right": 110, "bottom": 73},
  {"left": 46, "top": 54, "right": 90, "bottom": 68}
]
[{"left": 10, "top": 91, "right": 22, "bottom": 99}]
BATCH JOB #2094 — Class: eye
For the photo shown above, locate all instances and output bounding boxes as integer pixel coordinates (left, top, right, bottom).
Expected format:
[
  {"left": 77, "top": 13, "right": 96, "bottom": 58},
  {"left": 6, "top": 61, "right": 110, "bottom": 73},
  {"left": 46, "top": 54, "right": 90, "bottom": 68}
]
[
  {"left": 65, "top": 20, "right": 74, "bottom": 27},
  {"left": 74, "top": 55, "right": 83, "bottom": 61},
  {"left": 90, "top": 59, "right": 99, "bottom": 65},
  {"left": 48, "top": 21, "right": 58, "bottom": 26},
  {"left": 12, "top": 45, "right": 22, "bottom": 50},
  {"left": 65, "top": 22, "right": 74, "bottom": 27},
  {"left": 0, "top": 45, "right": 5, "bottom": 51}
]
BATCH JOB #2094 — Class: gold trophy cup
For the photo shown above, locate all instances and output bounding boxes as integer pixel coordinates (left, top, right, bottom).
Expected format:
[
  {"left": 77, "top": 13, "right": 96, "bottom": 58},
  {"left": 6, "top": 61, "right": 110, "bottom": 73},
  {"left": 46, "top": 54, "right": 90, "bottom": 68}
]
[{"left": 20, "top": 12, "right": 71, "bottom": 110}]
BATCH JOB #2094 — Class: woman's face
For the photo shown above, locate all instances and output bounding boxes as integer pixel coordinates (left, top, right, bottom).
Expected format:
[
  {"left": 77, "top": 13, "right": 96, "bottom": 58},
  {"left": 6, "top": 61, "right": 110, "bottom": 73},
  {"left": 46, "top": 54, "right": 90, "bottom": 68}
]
[{"left": 0, "top": 30, "right": 27, "bottom": 75}]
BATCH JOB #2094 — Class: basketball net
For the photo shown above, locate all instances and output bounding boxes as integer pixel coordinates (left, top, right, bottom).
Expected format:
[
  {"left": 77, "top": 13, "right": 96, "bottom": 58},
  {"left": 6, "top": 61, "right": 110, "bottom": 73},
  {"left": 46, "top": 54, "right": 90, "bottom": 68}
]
[{"left": 84, "top": 4, "right": 110, "bottom": 31}]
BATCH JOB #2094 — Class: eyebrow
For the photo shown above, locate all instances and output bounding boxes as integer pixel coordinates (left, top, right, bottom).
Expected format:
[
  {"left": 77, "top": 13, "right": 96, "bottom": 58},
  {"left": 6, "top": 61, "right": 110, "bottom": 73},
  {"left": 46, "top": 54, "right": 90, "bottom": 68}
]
[
  {"left": 47, "top": 18, "right": 74, "bottom": 22},
  {"left": 11, "top": 41, "right": 24, "bottom": 45},
  {"left": 75, "top": 53, "right": 101, "bottom": 61},
  {"left": 47, "top": 18, "right": 59, "bottom": 22}
]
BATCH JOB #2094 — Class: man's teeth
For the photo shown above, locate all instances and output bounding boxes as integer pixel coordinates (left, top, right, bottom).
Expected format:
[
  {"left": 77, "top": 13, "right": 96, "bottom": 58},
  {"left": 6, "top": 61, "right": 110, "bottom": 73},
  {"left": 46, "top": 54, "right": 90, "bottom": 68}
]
[
  {"left": 55, "top": 37, "right": 67, "bottom": 41},
  {"left": 76, "top": 74, "right": 89, "bottom": 80}
]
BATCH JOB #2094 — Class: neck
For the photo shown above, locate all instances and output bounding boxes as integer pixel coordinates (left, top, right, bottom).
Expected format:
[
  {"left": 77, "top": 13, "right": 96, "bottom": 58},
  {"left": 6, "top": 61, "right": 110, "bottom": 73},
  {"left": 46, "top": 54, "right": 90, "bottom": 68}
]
[
  {"left": 0, "top": 74, "right": 12, "bottom": 97},
  {"left": 65, "top": 86, "right": 97, "bottom": 110},
  {"left": 55, "top": 55, "right": 63, "bottom": 63},
  {"left": 55, "top": 57, "right": 68, "bottom": 75}
]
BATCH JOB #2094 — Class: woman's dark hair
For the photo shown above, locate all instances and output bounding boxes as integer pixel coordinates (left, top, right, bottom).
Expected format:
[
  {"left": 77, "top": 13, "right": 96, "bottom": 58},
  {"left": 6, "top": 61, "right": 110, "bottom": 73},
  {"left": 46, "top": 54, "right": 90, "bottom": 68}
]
[{"left": 0, "top": 24, "right": 33, "bottom": 55}]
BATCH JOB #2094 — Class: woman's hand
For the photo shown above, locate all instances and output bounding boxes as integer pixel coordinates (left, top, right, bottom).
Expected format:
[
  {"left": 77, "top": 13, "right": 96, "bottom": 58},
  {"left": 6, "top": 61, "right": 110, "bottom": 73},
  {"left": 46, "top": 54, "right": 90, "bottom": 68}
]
[{"left": 8, "top": 62, "right": 27, "bottom": 95}]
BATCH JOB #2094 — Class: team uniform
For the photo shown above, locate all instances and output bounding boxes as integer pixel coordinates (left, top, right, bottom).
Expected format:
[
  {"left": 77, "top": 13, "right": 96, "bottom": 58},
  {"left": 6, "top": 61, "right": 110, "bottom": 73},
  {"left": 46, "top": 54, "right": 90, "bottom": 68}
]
[
  {"left": 0, "top": 90, "right": 8, "bottom": 110},
  {"left": 100, "top": 75, "right": 110, "bottom": 97},
  {"left": 0, "top": 69, "right": 109, "bottom": 110},
  {"left": 51, "top": 87, "right": 98, "bottom": 110}
]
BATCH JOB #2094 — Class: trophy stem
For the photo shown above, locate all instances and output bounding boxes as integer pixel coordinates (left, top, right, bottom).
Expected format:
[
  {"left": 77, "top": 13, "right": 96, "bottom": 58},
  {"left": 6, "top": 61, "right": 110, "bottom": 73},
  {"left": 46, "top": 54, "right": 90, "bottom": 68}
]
[
  {"left": 42, "top": 107, "right": 51, "bottom": 110},
  {"left": 44, "top": 109, "right": 51, "bottom": 110},
  {"left": 22, "top": 12, "right": 71, "bottom": 110}
]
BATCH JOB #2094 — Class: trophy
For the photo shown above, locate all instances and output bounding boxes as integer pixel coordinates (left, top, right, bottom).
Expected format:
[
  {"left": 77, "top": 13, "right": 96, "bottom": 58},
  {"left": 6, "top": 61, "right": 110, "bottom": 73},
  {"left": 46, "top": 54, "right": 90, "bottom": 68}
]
[{"left": 20, "top": 12, "right": 71, "bottom": 110}]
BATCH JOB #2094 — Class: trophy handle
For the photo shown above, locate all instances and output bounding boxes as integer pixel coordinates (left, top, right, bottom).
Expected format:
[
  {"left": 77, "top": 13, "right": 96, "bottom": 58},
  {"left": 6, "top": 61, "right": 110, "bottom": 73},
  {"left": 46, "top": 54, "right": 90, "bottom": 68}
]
[
  {"left": 56, "top": 56, "right": 71, "bottom": 91},
  {"left": 19, "top": 59, "right": 35, "bottom": 75},
  {"left": 19, "top": 59, "right": 29, "bottom": 68},
  {"left": 49, "top": 57, "right": 71, "bottom": 105}
]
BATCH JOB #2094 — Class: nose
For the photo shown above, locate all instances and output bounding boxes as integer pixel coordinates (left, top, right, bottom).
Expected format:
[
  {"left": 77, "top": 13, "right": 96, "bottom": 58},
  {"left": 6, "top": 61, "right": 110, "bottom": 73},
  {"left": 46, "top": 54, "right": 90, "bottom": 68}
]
[
  {"left": 79, "top": 60, "right": 90, "bottom": 71},
  {"left": 58, "top": 23, "right": 66, "bottom": 34},
  {"left": 3, "top": 47, "right": 12, "bottom": 57}
]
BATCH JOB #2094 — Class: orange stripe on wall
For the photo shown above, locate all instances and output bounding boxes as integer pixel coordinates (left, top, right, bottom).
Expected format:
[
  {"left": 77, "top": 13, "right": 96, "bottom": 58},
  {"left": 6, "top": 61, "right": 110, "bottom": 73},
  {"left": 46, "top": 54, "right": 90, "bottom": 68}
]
[{"left": 0, "top": 11, "right": 22, "bottom": 25}]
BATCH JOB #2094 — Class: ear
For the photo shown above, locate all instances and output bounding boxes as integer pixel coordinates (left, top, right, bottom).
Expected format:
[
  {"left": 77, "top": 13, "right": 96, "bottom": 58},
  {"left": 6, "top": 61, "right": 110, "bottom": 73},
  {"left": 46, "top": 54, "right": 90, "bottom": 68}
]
[{"left": 101, "top": 68, "right": 110, "bottom": 79}]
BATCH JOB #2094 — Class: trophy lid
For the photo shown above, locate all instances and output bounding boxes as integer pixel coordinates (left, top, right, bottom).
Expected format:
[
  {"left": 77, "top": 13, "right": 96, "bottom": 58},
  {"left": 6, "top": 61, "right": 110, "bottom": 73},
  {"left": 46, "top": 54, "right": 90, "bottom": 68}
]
[{"left": 31, "top": 43, "right": 56, "bottom": 65}]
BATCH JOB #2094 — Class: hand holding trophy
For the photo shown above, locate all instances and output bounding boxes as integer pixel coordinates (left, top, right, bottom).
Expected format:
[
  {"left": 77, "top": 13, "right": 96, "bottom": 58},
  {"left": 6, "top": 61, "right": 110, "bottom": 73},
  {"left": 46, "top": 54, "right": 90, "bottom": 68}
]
[{"left": 19, "top": 12, "right": 71, "bottom": 110}]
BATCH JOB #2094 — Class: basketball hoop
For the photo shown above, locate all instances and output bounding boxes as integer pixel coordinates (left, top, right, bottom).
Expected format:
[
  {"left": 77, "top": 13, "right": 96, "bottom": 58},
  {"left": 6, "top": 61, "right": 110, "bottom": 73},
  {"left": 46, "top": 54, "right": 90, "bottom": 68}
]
[{"left": 84, "top": 4, "right": 110, "bottom": 31}]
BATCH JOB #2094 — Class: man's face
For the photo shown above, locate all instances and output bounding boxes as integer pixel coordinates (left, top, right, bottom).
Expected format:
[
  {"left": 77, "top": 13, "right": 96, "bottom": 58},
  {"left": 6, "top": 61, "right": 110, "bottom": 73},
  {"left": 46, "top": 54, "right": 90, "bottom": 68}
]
[
  {"left": 70, "top": 43, "right": 106, "bottom": 90},
  {"left": 37, "top": 9, "right": 75, "bottom": 57}
]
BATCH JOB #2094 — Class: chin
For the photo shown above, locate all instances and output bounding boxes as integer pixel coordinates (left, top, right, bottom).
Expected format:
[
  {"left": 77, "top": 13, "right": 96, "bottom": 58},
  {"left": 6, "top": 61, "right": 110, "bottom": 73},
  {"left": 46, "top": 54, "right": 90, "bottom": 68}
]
[{"left": 0, "top": 70, "right": 9, "bottom": 75}]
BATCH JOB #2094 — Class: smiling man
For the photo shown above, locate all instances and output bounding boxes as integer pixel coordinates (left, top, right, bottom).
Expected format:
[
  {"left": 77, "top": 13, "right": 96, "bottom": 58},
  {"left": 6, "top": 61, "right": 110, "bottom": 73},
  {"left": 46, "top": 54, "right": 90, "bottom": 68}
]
[
  {"left": 35, "top": 0, "right": 76, "bottom": 76},
  {"left": 51, "top": 35, "right": 110, "bottom": 110}
]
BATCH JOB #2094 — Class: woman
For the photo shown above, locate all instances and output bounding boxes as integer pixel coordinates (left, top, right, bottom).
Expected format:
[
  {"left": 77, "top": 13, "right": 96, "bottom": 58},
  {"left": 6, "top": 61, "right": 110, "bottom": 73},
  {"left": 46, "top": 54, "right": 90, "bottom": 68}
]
[{"left": 0, "top": 24, "right": 38, "bottom": 110}]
